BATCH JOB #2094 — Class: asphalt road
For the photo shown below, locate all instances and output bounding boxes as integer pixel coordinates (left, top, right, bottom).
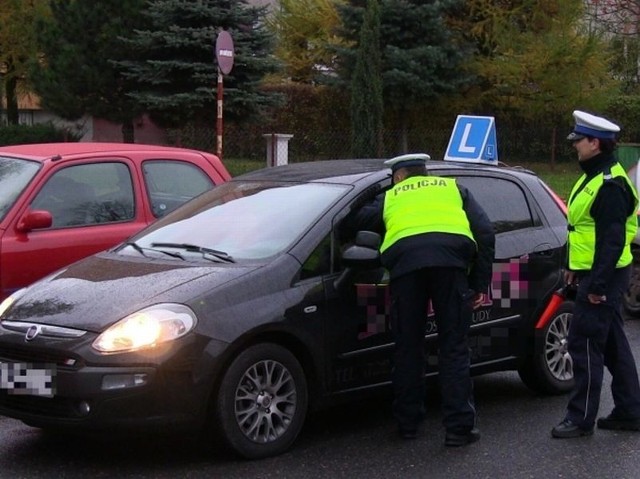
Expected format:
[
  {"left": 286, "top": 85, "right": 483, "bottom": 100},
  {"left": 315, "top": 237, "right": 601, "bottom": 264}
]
[{"left": 2, "top": 320, "right": 640, "bottom": 479}]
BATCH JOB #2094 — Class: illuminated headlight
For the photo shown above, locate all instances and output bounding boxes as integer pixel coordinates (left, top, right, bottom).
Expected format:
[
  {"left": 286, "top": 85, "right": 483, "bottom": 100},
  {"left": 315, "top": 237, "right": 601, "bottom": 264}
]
[
  {"left": 92, "top": 303, "right": 197, "bottom": 354},
  {"left": 0, "top": 288, "right": 26, "bottom": 320}
]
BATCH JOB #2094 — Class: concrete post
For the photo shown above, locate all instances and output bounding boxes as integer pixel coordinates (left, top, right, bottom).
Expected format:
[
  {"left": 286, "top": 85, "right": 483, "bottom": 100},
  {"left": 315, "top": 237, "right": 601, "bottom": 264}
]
[{"left": 263, "top": 133, "right": 294, "bottom": 167}]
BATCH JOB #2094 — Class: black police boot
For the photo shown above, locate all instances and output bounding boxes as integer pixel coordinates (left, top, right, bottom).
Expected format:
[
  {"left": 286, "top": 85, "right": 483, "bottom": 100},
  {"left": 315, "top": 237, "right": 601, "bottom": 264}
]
[
  {"left": 597, "top": 413, "right": 640, "bottom": 431},
  {"left": 551, "top": 419, "right": 594, "bottom": 438},
  {"left": 444, "top": 427, "right": 480, "bottom": 447}
]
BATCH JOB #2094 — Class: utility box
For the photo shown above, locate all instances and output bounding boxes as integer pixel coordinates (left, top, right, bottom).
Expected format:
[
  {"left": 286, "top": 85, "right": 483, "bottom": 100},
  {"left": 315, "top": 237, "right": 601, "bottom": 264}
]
[
  {"left": 263, "top": 133, "right": 294, "bottom": 167},
  {"left": 616, "top": 143, "right": 640, "bottom": 171}
]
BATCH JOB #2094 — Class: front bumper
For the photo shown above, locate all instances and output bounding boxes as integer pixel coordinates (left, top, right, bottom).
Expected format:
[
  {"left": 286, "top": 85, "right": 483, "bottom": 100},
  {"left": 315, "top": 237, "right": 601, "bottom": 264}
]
[{"left": 0, "top": 328, "right": 225, "bottom": 431}]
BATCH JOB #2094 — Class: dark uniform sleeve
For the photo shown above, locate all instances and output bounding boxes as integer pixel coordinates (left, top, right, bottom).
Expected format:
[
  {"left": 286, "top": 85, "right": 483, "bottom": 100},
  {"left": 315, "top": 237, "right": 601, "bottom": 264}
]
[
  {"left": 459, "top": 185, "right": 496, "bottom": 293},
  {"left": 589, "top": 177, "right": 635, "bottom": 296},
  {"left": 341, "top": 193, "right": 385, "bottom": 239}
]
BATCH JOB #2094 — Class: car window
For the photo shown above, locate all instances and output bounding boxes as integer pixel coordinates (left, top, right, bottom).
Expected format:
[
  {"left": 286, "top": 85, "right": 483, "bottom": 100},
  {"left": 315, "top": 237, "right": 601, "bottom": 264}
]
[
  {"left": 0, "top": 157, "right": 41, "bottom": 222},
  {"left": 142, "top": 160, "right": 215, "bottom": 218},
  {"left": 454, "top": 176, "right": 536, "bottom": 234},
  {"left": 31, "top": 162, "right": 135, "bottom": 228}
]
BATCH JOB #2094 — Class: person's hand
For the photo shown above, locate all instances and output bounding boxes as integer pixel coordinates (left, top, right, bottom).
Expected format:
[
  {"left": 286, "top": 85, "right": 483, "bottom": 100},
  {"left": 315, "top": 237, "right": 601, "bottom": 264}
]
[
  {"left": 564, "top": 270, "right": 576, "bottom": 285},
  {"left": 587, "top": 293, "right": 606, "bottom": 304},
  {"left": 472, "top": 293, "right": 486, "bottom": 310}
]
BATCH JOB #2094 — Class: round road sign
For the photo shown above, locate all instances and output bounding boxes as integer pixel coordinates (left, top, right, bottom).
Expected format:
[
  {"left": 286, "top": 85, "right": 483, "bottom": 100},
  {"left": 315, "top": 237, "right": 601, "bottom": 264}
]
[{"left": 215, "top": 30, "right": 234, "bottom": 75}]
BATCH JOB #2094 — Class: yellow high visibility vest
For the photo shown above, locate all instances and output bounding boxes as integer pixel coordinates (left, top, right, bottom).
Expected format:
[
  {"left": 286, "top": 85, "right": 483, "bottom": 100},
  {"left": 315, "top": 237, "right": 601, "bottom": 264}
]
[
  {"left": 567, "top": 162, "right": 638, "bottom": 270},
  {"left": 380, "top": 176, "right": 475, "bottom": 253}
]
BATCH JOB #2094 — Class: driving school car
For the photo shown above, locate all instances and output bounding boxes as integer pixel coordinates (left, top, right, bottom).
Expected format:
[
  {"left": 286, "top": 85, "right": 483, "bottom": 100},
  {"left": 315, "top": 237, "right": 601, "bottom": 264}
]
[{"left": 0, "top": 157, "right": 572, "bottom": 459}]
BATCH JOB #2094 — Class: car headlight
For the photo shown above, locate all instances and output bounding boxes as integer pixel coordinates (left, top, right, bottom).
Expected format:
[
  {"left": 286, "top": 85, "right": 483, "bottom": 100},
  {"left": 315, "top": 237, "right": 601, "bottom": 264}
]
[
  {"left": 0, "top": 288, "right": 26, "bottom": 320},
  {"left": 92, "top": 303, "right": 197, "bottom": 354}
]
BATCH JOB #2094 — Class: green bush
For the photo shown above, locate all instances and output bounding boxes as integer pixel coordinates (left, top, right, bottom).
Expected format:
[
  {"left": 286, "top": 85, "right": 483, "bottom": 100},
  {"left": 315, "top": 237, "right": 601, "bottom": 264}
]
[{"left": 0, "top": 123, "right": 82, "bottom": 146}]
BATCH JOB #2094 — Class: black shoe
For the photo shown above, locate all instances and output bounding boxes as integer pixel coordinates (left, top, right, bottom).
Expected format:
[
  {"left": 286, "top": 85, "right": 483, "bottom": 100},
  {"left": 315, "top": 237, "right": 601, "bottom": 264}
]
[
  {"left": 398, "top": 427, "right": 418, "bottom": 440},
  {"left": 597, "top": 413, "right": 640, "bottom": 431},
  {"left": 551, "top": 419, "right": 594, "bottom": 438},
  {"left": 444, "top": 427, "right": 480, "bottom": 447}
]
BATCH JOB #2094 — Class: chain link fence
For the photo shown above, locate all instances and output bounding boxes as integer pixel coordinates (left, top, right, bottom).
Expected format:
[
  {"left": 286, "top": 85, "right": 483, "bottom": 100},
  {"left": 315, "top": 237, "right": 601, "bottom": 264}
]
[{"left": 171, "top": 121, "right": 578, "bottom": 166}]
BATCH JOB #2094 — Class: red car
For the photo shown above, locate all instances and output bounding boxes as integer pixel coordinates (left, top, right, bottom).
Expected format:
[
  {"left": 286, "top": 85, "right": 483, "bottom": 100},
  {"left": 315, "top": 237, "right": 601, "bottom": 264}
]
[{"left": 0, "top": 142, "right": 231, "bottom": 300}]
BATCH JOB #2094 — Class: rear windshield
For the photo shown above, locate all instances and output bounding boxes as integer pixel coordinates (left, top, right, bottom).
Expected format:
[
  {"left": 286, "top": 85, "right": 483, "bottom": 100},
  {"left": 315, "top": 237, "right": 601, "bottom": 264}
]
[{"left": 0, "top": 157, "right": 41, "bottom": 222}]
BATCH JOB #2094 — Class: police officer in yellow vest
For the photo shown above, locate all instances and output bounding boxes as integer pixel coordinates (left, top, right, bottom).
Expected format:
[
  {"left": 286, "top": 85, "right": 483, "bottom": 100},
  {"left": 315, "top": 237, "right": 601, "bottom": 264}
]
[
  {"left": 347, "top": 154, "right": 494, "bottom": 446},
  {"left": 552, "top": 111, "right": 640, "bottom": 438}
]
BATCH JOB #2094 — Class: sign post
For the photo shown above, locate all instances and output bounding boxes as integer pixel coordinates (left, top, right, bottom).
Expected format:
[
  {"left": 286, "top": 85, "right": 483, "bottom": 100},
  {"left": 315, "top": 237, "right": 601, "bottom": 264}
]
[{"left": 215, "top": 30, "right": 234, "bottom": 160}]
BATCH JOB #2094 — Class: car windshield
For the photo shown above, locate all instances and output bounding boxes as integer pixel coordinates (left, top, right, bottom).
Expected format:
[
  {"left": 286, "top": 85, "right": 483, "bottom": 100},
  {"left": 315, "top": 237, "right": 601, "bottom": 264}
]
[
  {"left": 0, "top": 157, "right": 41, "bottom": 222},
  {"left": 124, "top": 180, "right": 350, "bottom": 261}
]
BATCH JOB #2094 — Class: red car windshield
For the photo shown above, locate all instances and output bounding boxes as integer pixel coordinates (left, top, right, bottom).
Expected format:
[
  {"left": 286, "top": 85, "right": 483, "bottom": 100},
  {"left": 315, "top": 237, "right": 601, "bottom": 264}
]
[{"left": 0, "top": 157, "right": 41, "bottom": 222}]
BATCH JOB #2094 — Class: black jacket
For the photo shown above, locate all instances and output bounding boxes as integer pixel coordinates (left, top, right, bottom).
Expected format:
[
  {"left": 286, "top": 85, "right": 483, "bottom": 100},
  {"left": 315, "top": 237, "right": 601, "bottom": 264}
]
[
  {"left": 568, "top": 153, "right": 637, "bottom": 296},
  {"left": 347, "top": 180, "right": 495, "bottom": 293}
]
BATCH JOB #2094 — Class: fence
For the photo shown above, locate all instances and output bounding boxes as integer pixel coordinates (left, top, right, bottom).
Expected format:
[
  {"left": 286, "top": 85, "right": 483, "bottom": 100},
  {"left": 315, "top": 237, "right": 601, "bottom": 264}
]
[{"left": 171, "top": 121, "right": 578, "bottom": 166}]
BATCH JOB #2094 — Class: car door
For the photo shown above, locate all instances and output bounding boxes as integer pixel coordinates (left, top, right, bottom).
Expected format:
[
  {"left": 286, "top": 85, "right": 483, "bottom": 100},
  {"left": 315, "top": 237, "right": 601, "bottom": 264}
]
[
  {"left": 453, "top": 172, "right": 565, "bottom": 366},
  {"left": 2, "top": 159, "right": 142, "bottom": 294},
  {"left": 323, "top": 170, "right": 566, "bottom": 395}
]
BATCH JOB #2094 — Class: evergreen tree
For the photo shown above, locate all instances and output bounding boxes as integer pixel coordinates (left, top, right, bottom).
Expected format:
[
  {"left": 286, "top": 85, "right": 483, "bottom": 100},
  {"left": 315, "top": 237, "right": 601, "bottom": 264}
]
[
  {"left": 117, "top": 0, "right": 280, "bottom": 128},
  {"left": 350, "top": 0, "right": 383, "bottom": 157},
  {"left": 336, "top": 0, "right": 471, "bottom": 152},
  {"left": 30, "top": 0, "right": 146, "bottom": 142}
]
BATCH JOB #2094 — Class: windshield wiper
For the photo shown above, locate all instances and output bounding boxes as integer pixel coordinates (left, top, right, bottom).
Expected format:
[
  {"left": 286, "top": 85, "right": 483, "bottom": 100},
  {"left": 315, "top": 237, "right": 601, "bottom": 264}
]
[
  {"left": 124, "top": 241, "right": 184, "bottom": 260},
  {"left": 151, "top": 242, "right": 235, "bottom": 263},
  {"left": 124, "top": 241, "right": 147, "bottom": 257}
]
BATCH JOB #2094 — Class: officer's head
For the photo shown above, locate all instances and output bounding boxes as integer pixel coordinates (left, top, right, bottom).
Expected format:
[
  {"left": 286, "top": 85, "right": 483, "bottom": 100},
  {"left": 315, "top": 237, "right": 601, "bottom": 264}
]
[
  {"left": 567, "top": 110, "right": 619, "bottom": 160},
  {"left": 384, "top": 154, "right": 430, "bottom": 184}
]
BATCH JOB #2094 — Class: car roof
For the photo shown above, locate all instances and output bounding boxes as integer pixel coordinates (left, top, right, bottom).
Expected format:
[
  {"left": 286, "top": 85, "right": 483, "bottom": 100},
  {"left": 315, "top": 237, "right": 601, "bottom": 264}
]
[
  {"left": 234, "top": 158, "right": 540, "bottom": 184},
  {"left": 0, "top": 142, "right": 212, "bottom": 162}
]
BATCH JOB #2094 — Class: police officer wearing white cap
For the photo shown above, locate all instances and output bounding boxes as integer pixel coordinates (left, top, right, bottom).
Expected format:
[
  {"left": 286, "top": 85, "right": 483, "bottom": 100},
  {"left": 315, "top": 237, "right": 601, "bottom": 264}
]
[
  {"left": 552, "top": 111, "right": 640, "bottom": 438},
  {"left": 345, "top": 153, "right": 495, "bottom": 446}
]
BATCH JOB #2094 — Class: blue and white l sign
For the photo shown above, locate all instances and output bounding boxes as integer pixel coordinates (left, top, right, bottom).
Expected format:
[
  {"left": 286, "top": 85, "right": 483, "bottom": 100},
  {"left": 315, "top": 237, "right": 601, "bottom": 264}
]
[{"left": 444, "top": 115, "right": 498, "bottom": 165}]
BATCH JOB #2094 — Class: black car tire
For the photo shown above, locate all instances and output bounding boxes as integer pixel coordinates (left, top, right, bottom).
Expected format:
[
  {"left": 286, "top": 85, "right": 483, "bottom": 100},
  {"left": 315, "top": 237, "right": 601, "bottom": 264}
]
[
  {"left": 214, "top": 343, "right": 308, "bottom": 459},
  {"left": 518, "top": 301, "right": 574, "bottom": 395},
  {"left": 623, "top": 255, "right": 640, "bottom": 318}
]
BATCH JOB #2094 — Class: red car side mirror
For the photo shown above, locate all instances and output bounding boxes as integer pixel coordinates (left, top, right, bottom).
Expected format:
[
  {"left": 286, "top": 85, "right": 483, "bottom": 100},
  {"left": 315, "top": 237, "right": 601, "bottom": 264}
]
[{"left": 16, "top": 210, "right": 53, "bottom": 232}]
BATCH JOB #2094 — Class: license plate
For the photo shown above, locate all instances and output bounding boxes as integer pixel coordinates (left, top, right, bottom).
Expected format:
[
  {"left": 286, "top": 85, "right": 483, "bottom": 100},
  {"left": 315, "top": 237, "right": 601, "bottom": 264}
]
[{"left": 0, "top": 361, "right": 56, "bottom": 397}]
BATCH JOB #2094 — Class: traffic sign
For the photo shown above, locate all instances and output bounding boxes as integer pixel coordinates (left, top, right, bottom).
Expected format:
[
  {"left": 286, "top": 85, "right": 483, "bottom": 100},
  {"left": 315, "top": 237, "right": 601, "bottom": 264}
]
[
  {"left": 444, "top": 115, "right": 498, "bottom": 165},
  {"left": 215, "top": 30, "right": 234, "bottom": 75}
]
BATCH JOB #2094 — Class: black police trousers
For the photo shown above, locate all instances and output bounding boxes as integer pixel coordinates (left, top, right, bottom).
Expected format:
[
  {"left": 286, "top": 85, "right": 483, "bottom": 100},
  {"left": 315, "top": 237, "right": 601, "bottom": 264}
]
[
  {"left": 566, "top": 266, "right": 640, "bottom": 428},
  {"left": 389, "top": 267, "right": 476, "bottom": 434}
]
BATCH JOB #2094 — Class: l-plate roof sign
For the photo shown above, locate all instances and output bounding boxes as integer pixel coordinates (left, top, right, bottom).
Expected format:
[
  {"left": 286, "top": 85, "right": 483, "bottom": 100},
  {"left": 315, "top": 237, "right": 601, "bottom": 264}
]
[{"left": 444, "top": 115, "right": 498, "bottom": 165}]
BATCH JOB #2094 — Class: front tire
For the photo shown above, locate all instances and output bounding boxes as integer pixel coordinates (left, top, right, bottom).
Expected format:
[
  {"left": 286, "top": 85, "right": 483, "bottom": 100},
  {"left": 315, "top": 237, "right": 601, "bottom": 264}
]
[
  {"left": 518, "top": 301, "right": 574, "bottom": 395},
  {"left": 214, "top": 343, "right": 308, "bottom": 459}
]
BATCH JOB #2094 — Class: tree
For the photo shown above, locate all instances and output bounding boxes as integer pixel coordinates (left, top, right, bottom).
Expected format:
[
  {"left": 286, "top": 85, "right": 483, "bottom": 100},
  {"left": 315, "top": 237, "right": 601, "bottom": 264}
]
[
  {"left": 350, "top": 0, "right": 383, "bottom": 157},
  {"left": 451, "top": 0, "right": 618, "bottom": 161},
  {"left": 30, "top": 0, "right": 147, "bottom": 142},
  {"left": 266, "top": 0, "right": 346, "bottom": 83},
  {"left": 117, "top": 0, "right": 281, "bottom": 129},
  {"left": 336, "top": 0, "right": 472, "bottom": 152},
  {"left": 0, "top": 0, "right": 49, "bottom": 125}
]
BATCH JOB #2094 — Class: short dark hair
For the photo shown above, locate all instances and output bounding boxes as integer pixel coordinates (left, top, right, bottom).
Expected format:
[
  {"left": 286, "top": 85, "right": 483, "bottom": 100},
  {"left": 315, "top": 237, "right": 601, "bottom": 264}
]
[{"left": 598, "top": 137, "right": 617, "bottom": 154}]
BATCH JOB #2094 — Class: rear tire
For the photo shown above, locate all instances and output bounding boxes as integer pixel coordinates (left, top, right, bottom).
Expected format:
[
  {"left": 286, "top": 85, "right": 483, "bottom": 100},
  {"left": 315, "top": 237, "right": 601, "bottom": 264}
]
[
  {"left": 518, "top": 301, "right": 574, "bottom": 395},
  {"left": 214, "top": 343, "right": 308, "bottom": 459}
]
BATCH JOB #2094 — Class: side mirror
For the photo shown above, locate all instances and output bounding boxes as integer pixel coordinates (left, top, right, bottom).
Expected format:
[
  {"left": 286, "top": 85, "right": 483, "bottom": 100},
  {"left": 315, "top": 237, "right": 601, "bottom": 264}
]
[
  {"left": 334, "top": 231, "right": 381, "bottom": 290},
  {"left": 16, "top": 210, "right": 53, "bottom": 232},
  {"left": 354, "top": 230, "right": 381, "bottom": 249}
]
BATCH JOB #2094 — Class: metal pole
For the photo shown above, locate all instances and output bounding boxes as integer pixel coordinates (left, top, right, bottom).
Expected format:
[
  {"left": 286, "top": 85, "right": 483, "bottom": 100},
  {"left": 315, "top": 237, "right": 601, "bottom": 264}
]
[{"left": 216, "top": 69, "right": 223, "bottom": 159}]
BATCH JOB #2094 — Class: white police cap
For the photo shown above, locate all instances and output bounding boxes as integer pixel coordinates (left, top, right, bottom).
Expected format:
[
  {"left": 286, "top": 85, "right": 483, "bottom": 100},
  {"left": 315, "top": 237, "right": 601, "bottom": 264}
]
[
  {"left": 567, "top": 110, "right": 620, "bottom": 141},
  {"left": 384, "top": 153, "right": 431, "bottom": 172}
]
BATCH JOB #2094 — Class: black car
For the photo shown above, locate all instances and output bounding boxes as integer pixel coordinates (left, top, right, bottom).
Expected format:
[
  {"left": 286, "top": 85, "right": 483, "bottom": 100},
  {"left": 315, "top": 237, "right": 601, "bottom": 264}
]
[{"left": 0, "top": 158, "right": 572, "bottom": 459}]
